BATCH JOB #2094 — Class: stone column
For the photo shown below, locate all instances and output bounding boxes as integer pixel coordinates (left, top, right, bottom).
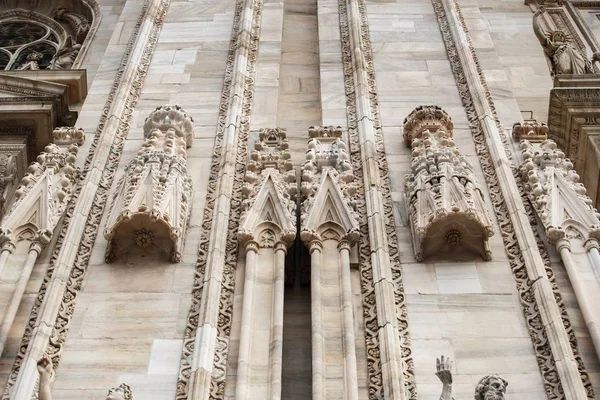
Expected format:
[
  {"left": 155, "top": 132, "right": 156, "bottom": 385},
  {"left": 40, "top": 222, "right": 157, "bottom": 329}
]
[
  {"left": 309, "top": 239, "right": 325, "bottom": 400},
  {"left": 556, "top": 237, "right": 600, "bottom": 358},
  {"left": 270, "top": 241, "right": 287, "bottom": 399},
  {"left": 235, "top": 240, "right": 259, "bottom": 399},
  {"left": 338, "top": 239, "right": 359, "bottom": 400},
  {"left": 0, "top": 238, "right": 46, "bottom": 355}
]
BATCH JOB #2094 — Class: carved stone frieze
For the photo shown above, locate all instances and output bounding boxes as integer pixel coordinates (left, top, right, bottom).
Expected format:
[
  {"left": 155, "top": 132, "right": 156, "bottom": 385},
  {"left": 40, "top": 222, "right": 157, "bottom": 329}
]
[
  {"left": 404, "top": 106, "right": 494, "bottom": 261},
  {"left": 520, "top": 139, "right": 600, "bottom": 242},
  {"left": 238, "top": 128, "right": 296, "bottom": 248},
  {"left": 0, "top": 127, "right": 84, "bottom": 248},
  {"left": 512, "top": 121, "right": 549, "bottom": 142},
  {"left": 104, "top": 105, "right": 193, "bottom": 262}
]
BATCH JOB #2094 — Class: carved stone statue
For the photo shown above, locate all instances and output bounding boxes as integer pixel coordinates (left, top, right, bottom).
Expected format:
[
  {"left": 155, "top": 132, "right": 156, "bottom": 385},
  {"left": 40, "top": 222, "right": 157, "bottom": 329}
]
[
  {"left": 37, "top": 354, "right": 134, "bottom": 400},
  {"left": 50, "top": 37, "right": 81, "bottom": 70},
  {"left": 17, "top": 51, "right": 43, "bottom": 70},
  {"left": 474, "top": 375, "right": 508, "bottom": 400},
  {"left": 533, "top": 7, "right": 597, "bottom": 75},
  {"left": 435, "top": 355, "right": 508, "bottom": 400}
]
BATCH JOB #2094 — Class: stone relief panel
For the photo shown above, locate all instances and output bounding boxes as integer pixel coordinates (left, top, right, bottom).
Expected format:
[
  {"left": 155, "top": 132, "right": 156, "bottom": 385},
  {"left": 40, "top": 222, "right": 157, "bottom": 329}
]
[
  {"left": 404, "top": 106, "right": 494, "bottom": 262},
  {"left": 104, "top": 105, "right": 194, "bottom": 263}
]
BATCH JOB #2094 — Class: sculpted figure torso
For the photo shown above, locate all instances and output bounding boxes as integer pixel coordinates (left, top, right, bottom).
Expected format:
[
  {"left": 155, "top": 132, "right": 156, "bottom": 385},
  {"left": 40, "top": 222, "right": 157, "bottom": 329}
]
[
  {"left": 532, "top": 7, "right": 597, "bottom": 75},
  {"left": 436, "top": 355, "right": 508, "bottom": 400}
]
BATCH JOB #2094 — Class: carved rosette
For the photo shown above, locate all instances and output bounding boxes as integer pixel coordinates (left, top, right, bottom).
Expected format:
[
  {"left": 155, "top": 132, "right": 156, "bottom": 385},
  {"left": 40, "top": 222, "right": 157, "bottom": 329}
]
[
  {"left": 520, "top": 139, "right": 600, "bottom": 243},
  {"left": 0, "top": 127, "right": 84, "bottom": 248},
  {"left": 404, "top": 106, "right": 494, "bottom": 261},
  {"left": 300, "top": 126, "right": 359, "bottom": 245},
  {"left": 104, "top": 106, "right": 194, "bottom": 262},
  {"left": 512, "top": 121, "right": 548, "bottom": 142},
  {"left": 238, "top": 128, "right": 297, "bottom": 248}
]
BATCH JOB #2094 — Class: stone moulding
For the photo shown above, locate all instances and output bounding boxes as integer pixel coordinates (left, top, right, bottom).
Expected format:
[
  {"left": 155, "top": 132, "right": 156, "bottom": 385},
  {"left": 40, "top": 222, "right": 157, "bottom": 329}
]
[
  {"left": 1, "top": 0, "right": 171, "bottom": 398},
  {"left": 103, "top": 105, "right": 194, "bottom": 263},
  {"left": 404, "top": 106, "right": 494, "bottom": 262},
  {"left": 175, "top": 0, "right": 264, "bottom": 398},
  {"left": 432, "top": 0, "right": 594, "bottom": 397},
  {"left": 337, "top": 0, "right": 416, "bottom": 397}
]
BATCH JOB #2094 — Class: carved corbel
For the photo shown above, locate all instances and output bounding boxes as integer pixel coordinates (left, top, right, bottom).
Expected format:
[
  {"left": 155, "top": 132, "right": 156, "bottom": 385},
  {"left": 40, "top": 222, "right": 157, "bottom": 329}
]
[
  {"left": 104, "top": 106, "right": 194, "bottom": 262},
  {"left": 404, "top": 106, "right": 494, "bottom": 261}
]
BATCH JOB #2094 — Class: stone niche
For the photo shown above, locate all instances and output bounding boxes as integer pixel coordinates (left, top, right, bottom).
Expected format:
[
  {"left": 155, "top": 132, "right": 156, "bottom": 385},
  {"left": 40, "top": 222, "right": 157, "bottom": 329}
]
[
  {"left": 404, "top": 105, "right": 494, "bottom": 262},
  {"left": 103, "top": 105, "right": 194, "bottom": 263},
  {"left": 548, "top": 74, "right": 600, "bottom": 209}
]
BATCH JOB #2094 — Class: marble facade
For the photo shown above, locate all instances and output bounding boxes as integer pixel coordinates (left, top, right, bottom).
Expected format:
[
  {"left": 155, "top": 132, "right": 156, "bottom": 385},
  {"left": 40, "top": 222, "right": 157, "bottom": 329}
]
[{"left": 0, "top": 0, "right": 600, "bottom": 399}]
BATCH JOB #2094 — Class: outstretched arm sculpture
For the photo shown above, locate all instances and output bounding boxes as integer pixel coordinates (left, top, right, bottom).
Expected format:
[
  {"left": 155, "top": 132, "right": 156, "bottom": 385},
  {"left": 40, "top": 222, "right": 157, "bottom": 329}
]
[
  {"left": 37, "top": 354, "right": 54, "bottom": 400},
  {"left": 436, "top": 355, "right": 454, "bottom": 400}
]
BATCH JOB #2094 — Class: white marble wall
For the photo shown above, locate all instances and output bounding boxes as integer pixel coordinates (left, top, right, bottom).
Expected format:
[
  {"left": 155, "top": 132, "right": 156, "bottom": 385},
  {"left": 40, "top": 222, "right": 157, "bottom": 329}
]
[
  {"left": 48, "top": 0, "right": 236, "bottom": 398},
  {"left": 365, "top": 0, "right": 551, "bottom": 397}
]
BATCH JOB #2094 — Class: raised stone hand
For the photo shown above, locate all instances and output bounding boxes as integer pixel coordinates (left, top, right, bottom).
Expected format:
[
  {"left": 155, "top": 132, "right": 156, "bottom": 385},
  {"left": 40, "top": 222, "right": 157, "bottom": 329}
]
[
  {"left": 37, "top": 353, "right": 55, "bottom": 400},
  {"left": 436, "top": 355, "right": 454, "bottom": 400}
]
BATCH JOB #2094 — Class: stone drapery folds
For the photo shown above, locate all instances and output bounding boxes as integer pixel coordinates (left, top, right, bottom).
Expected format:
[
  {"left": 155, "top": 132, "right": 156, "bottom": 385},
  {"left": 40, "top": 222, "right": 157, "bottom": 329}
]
[
  {"left": 103, "top": 105, "right": 194, "bottom": 263},
  {"left": 404, "top": 106, "right": 494, "bottom": 262}
]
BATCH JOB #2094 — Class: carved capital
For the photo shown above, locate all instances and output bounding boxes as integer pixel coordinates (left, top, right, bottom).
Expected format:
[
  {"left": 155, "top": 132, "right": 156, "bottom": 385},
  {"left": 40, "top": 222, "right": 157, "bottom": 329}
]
[
  {"left": 337, "top": 239, "right": 352, "bottom": 252},
  {"left": 512, "top": 121, "right": 548, "bottom": 142},
  {"left": 403, "top": 105, "right": 453, "bottom": 146},
  {"left": 52, "top": 127, "right": 85, "bottom": 146},
  {"left": 244, "top": 240, "right": 260, "bottom": 254},
  {"left": 554, "top": 236, "right": 571, "bottom": 252},
  {"left": 143, "top": 105, "right": 194, "bottom": 148},
  {"left": 274, "top": 241, "right": 288, "bottom": 254},
  {"left": 308, "top": 239, "right": 323, "bottom": 254}
]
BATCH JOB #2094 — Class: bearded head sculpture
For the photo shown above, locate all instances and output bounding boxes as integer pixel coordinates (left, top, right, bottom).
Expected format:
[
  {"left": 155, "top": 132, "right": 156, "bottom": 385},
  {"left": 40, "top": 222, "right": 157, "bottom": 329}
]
[
  {"left": 474, "top": 375, "right": 507, "bottom": 400},
  {"left": 106, "top": 383, "right": 134, "bottom": 400}
]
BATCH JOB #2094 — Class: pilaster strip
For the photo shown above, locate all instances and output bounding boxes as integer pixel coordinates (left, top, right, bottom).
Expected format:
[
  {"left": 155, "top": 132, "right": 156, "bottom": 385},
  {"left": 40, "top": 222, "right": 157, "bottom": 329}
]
[
  {"left": 338, "top": 0, "right": 416, "bottom": 398},
  {"left": 431, "top": 0, "right": 593, "bottom": 397},
  {"left": 1, "top": 0, "right": 171, "bottom": 398},
  {"left": 175, "top": 0, "right": 263, "bottom": 398}
]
